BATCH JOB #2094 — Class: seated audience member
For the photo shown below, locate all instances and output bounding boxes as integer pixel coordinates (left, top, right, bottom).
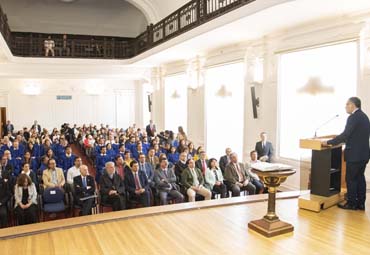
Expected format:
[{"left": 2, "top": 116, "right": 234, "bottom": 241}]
[
  {"left": 99, "top": 162, "right": 126, "bottom": 211},
  {"left": 123, "top": 150, "right": 133, "bottom": 166},
  {"left": 146, "top": 148, "right": 159, "bottom": 170},
  {"left": 255, "top": 132, "right": 274, "bottom": 162},
  {"left": 96, "top": 146, "right": 110, "bottom": 180},
  {"left": 156, "top": 153, "right": 173, "bottom": 170},
  {"left": 154, "top": 159, "right": 184, "bottom": 205},
  {"left": 245, "top": 150, "right": 265, "bottom": 194},
  {"left": 125, "top": 160, "right": 150, "bottom": 207},
  {"left": 195, "top": 150, "right": 209, "bottom": 175},
  {"left": 21, "top": 151, "right": 38, "bottom": 173},
  {"left": 0, "top": 168, "right": 11, "bottom": 228},
  {"left": 125, "top": 136, "right": 136, "bottom": 153},
  {"left": 167, "top": 146, "right": 179, "bottom": 165},
  {"left": 193, "top": 146, "right": 205, "bottom": 161},
  {"left": 181, "top": 159, "right": 212, "bottom": 202},
  {"left": 45, "top": 148, "right": 56, "bottom": 163},
  {"left": 219, "top": 148, "right": 232, "bottom": 174},
  {"left": 205, "top": 158, "right": 227, "bottom": 198},
  {"left": 225, "top": 153, "right": 256, "bottom": 197},
  {"left": 138, "top": 153, "right": 154, "bottom": 189},
  {"left": 174, "top": 152, "right": 188, "bottom": 183},
  {"left": 117, "top": 144, "right": 126, "bottom": 158},
  {"left": 10, "top": 140, "right": 24, "bottom": 161},
  {"left": 176, "top": 138, "right": 187, "bottom": 154},
  {"left": 42, "top": 159, "right": 65, "bottom": 190},
  {"left": 178, "top": 126, "right": 187, "bottom": 141},
  {"left": 73, "top": 165, "right": 95, "bottom": 216},
  {"left": 60, "top": 146, "right": 76, "bottom": 175},
  {"left": 83, "top": 135, "right": 95, "bottom": 157},
  {"left": 0, "top": 155, "right": 14, "bottom": 177},
  {"left": 38, "top": 156, "right": 49, "bottom": 174},
  {"left": 106, "top": 143, "right": 116, "bottom": 160},
  {"left": 135, "top": 142, "right": 147, "bottom": 160},
  {"left": 44, "top": 36, "right": 55, "bottom": 57},
  {"left": 20, "top": 163, "right": 37, "bottom": 187},
  {"left": 66, "top": 157, "right": 82, "bottom": 185},
  {"left": 114, "top": 155, "right": 126, "bottom": 180},
  {"left": 153, "top": 144, "right": 161, "bottom": 157},
  {"left": 14, "top": 174, "right": 38, "bottom": 225},
  {"left": 187, "top": 142, "right": 196, "bottom": 157}
]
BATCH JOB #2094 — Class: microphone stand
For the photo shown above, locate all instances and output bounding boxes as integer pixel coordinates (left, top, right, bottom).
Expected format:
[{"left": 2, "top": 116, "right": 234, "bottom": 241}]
[{"left": 314, "top": 114, "right": 339, "bottom": 138}]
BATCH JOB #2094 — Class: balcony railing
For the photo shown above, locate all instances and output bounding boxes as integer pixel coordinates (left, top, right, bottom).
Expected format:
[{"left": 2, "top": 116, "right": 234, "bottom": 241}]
[{"left": 0, "top": 0, "right": 255, "bottom": 59}]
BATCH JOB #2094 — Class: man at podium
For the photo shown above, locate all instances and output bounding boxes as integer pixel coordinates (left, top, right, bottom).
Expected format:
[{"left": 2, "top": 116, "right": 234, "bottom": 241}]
[{"left": 322, "top": 97, "right": 370, "bottom": 210}]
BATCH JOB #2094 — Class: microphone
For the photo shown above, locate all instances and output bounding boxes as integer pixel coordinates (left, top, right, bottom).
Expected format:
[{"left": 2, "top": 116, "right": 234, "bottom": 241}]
[{"left": 314, "top": 114, "right": 339, "bottom": 138}]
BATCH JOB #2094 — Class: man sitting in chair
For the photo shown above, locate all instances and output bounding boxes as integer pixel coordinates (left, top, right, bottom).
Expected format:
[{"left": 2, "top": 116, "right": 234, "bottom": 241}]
[
  {"left": 154, "top": 159, "right": 184, "bottom": 205},
  {"left": 125, "top": 160, "right": 150, "bottom": 207},
  {"left": 73, "top": 165, "right": 95, "bottom": 216},
  {"left": 99, "top": 162, "right": 126, "bottom": 211},
  {"left": 255, "top": 132, "right": 274, "bottom": 162}
]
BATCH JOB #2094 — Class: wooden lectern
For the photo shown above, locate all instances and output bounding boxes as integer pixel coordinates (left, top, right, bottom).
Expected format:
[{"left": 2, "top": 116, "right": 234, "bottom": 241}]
[{"left": 299, "top": 135, "right": 345, "bottom": 212}]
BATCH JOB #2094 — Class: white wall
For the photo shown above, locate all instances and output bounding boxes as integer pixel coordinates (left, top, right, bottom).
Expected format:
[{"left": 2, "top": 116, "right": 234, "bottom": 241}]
[
  {"left": 0, "top": 79, "right": 139, "bottom": 131},
  {"left": 150, "top": 15, "right": 370, "bottom": 190}
]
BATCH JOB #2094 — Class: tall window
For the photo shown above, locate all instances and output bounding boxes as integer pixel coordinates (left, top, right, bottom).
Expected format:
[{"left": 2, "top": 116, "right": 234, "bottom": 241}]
[
  {"left": 205, "top": 62, "right": 245, "bottom": 159},
  {"left": 279, "top": 42, "right": 358, "bottom": 160},
  {"left": 164, "top": 74, "right": 188, "bottom": 132}
]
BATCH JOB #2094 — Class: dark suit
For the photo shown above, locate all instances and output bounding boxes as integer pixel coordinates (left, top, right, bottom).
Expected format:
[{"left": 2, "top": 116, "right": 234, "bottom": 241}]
[
  {"left": 125, "top": 170, "right": 150, "bottom": 207},
  {"left": 328, "top": 109, "right": 370, "bottom": 207},
  {"left": 146, "top": 124, "right": 156, "bottom": 137},
  {"left": 73, "top": 175, "right": 96, "bottom": 215},
  {"left": 219, "top": 155, "right": 230, "bottom": 174},
  {"left": 255, "top": 141, "right": 274, "bottom": 162},
  {"left": 174, "top": 161, "right": 187, "bottom": 184},
  {"left": 0, "top": 176, "right": 11, "bottom": 228},
  {"left": 99, "top": 173, "right": 126, "bottom": 211},
  {"left": 139, "top": 162, "right": 154, "bottom": 188},
  {"left": 154, "top": 168, "right": 184, "bottom": 205},
  {"left": 195, "top": 159, "right": 209, "bottom": 175}
]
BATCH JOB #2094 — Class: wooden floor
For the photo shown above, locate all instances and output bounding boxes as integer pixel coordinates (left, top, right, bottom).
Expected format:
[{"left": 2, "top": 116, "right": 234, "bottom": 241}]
[{"left": 1, "top": 195, "right": 369, "bottom": 255}]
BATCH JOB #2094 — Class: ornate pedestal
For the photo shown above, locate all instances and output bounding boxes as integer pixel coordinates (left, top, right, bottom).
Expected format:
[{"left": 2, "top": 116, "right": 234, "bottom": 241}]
[{"left": 248, "top": 168, "right": 296, "bottom": 238}]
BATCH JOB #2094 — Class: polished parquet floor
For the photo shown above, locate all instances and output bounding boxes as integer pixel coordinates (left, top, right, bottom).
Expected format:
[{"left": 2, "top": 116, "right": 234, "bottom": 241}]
[{"left": 1, "top": 197, "right": 369, "bottom": 255}]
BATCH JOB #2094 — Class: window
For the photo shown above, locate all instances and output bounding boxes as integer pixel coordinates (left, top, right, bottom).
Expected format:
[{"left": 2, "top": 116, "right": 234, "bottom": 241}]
[
  {"left": 164, "top": 74, "right": 188, "bottom": 132},
  {"left": 205, "top": 62, "right": 245, "bottom": 159},
  {"left": 279, "top": 42, "right": 358, "bottom": 160}
]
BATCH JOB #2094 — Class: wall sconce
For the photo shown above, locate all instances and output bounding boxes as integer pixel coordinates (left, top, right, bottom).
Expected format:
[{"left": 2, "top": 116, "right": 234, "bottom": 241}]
[
  {"left": 215, "top": 84, "right": 232, "bottom": 98},
  {"left": 171, "top": 90, "right": 180, "bottom": 99},
  {"left": 298, "top": 77, "right": 334, "bottom": 95},
  {"left": 23, "top": 84, "right": 41, "bottom": 95}
]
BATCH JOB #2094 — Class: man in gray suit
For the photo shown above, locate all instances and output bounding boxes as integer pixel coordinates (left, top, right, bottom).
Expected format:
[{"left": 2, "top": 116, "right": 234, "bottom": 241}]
[
  {"left": 154, "top": 159, "right": 184, "bottom": 205},
  {"left": 225, "top": 153, "right": 256, "bottom": 197}
]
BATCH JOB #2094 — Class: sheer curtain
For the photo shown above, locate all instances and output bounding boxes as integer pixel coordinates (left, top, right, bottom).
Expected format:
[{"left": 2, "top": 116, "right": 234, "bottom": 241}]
[
  {"left": 279, "top": 42, "right": 358, "bottom": 160},
  {"left": 164, "top": 74, "right": 188, "bottom": 132},
  {"left": 205, "top": 62, "right": 245, "bottom": 160}
]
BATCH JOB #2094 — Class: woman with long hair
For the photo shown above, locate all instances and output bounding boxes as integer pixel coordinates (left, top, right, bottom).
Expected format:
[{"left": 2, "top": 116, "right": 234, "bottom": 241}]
[{"left": 14, "top": 174, "right": 38, "bottom": 225}]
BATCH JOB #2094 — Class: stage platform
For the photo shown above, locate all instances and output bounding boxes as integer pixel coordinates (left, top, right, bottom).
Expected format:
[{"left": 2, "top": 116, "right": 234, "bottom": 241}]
[{"left": 0, "top": 190, "right": 369, "bottom": 255}]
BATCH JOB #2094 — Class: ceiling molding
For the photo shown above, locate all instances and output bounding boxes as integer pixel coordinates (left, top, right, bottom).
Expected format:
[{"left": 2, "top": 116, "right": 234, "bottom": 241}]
[{"left": 125, "top": 0, "right": 160, "bottom": 24}]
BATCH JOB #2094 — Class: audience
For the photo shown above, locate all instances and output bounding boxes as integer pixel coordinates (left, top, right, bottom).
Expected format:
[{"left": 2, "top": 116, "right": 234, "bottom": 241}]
[
  {"left": 73, "top": 165, "right": 95, "bottom": 216},
  {"left": 181, "top": 159, "right": 211, "bottom": 202},
  {"left": 225, "top": 153, "right": 256, "bottom": 197},
  {"left": 14, "top": 174, "right": 38, "bottom": 225},
  {"left": 205, "top": 158, "right": 227, "bottom": 198},
  {"left": 99, "top": 162, "right": 126, "bottom": 211},
  {"left": 154, "top": 159, "right": 184, "bottom": 205},
  {"left": 0, "top": 120, "right": 275, "bottom": 229}
]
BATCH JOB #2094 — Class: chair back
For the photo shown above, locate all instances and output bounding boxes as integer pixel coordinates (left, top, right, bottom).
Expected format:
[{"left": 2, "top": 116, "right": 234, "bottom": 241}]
[{"left": 43, "top": 188, "right": 64, "bottom": 203}]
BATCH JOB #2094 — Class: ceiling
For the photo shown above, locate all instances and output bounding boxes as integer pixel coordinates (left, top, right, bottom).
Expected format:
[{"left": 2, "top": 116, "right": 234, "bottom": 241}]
[
  {"left": 132, "top": 0, "right": 370, "bottom": 65},
  {"left": 0, "top": 0, "right": 149, "bottom": 37}
]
